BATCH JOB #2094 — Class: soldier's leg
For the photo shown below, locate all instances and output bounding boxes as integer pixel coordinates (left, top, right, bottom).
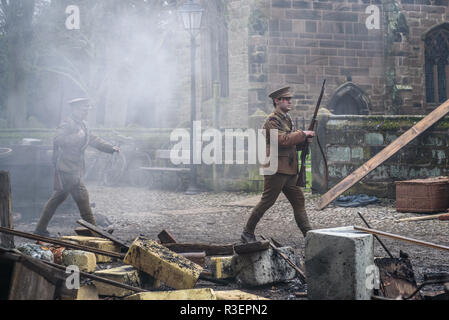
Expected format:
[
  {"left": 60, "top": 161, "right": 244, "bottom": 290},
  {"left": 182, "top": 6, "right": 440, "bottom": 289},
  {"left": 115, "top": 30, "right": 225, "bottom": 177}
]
[
  {"left": 243, "top": 174, "right": 288, "bottom": 235},
  {"left": 70, "top": 181, "right": 97, "bottom": 226},
  {"left": 282, "top": 175, "right": 312, "bottom": 237},
  {"left": 35, "top": 190, "right": 69, "bottom": 233}
]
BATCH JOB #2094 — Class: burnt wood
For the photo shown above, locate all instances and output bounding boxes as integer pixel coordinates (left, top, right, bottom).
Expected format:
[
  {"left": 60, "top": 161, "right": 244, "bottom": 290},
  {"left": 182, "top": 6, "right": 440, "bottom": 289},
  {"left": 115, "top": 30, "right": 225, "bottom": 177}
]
[
  {"left": 163, "top": 243, "right": 234, "bottom": 256},
  {"left": 0, "top": 172, "right": 13, "bottom": 248},
  {"left": 158, "top": 229, "right": 177, "bottom": 244},
  {"left": 233, "top": 241, "right": 270, "bottom": 254},
  {"left": 76, "top": 219, "right": 129, "bottom": 249}
]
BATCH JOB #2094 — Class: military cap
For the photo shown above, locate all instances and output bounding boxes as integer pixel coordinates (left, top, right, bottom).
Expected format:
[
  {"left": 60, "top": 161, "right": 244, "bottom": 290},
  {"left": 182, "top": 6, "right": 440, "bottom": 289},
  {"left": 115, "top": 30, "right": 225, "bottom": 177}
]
[
  {"left": 268, "top": 86, "right": 293, "bottom": 100},
  {"left": 68, "top": 98, "right": 92, "bottom": 109}
]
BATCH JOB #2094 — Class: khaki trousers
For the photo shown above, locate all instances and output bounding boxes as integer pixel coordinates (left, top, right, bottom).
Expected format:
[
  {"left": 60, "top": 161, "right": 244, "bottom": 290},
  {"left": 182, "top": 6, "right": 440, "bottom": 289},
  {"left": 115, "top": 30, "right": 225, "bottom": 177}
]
[
  {"left": 244, "top": 173, "right": 312, "bottom": 237},
  {"left": 35, "top": 171, "right": 96, "bottom": 232}
]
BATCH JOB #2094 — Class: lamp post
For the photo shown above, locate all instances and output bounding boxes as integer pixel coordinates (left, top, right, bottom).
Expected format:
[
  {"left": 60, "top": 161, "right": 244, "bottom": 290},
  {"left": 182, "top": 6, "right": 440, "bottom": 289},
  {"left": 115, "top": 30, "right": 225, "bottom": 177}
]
[{"left": 179, "top": 0, "right": 204, "bottom": 195}]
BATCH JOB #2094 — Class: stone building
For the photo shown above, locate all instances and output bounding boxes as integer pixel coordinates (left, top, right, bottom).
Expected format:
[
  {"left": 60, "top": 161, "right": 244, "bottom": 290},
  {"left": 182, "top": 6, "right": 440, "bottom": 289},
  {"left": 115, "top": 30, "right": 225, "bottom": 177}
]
[{"left": 190, "top": 0, "right": 449, "bottom": 128}]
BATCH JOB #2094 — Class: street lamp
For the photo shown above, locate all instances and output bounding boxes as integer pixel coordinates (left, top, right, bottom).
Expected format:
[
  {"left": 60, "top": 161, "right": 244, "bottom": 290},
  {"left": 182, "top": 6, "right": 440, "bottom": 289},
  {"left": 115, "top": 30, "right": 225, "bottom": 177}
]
[{"left": 178, "top": 0, "right": 203, "bottom": 195}]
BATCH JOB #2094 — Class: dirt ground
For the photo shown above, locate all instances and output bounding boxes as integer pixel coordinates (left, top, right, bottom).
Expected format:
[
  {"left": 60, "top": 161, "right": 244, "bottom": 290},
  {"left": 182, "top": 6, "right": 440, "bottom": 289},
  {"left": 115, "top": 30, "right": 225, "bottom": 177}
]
[{"left": 14, "top": 184, "right": 449, "bottom": 300}]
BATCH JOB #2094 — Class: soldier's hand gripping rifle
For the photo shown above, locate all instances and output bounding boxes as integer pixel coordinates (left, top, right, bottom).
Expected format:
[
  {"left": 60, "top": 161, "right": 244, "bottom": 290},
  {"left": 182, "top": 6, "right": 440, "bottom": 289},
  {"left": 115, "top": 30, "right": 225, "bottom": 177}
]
[{"left": 297, "top": 79, "right": 327, "bottom": 187}]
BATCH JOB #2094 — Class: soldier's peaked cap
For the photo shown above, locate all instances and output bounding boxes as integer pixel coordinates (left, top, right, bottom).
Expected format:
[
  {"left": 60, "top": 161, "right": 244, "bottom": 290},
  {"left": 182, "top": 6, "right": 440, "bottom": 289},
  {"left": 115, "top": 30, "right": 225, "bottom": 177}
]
[
  {"left": 268, "top": 86, "right": 293, "bottom": 100},
  {"left": 68, "top": 98, "right": 92, "bottom": 109}
]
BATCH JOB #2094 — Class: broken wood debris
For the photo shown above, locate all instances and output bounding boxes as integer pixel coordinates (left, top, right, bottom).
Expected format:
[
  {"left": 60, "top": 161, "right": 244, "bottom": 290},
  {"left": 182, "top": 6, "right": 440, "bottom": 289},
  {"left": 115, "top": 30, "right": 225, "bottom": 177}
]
[
  {"left": 77, "top": 219, "right": 129, "bottom": 249},
  {"left": 0, "top": 172, "right": 13, "bottom": 249},
  {"left": 394, "top": 213, "right": 449, "bottom": 223},
  {"left": 354, "top": 226, "right": 449, "bottom": 252},
  {"left": 163, "top": 242, "right": 234, "bottom": 256},
  {"left": 357, "top": 211, "right": 394, "bottom": 258},
  {"left": 158, "top": 229, "right": 177, "bottom": 244},
  {"left": 0, "top": 227, "right": 124, "bottom": 259},
  {"left": 233, "top": 240, "right": 270, "bottom": 254}
]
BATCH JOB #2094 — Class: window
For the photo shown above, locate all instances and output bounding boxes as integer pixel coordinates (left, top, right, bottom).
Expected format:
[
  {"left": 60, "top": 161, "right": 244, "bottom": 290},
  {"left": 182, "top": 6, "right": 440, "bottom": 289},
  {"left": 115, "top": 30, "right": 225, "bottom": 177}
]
[{"left": 425, "top": 24, "right": 449, "bottom": 103}]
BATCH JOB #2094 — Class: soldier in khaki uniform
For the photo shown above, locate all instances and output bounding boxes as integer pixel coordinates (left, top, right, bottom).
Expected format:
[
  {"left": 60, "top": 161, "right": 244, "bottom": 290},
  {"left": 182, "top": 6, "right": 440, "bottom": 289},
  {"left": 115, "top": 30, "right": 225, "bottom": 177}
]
[
  {"left": 241, "top": 87, "right": 315, "bottom": 243},
  {"left": 34, "top": 98, "right": 120, "bottom": 236}
]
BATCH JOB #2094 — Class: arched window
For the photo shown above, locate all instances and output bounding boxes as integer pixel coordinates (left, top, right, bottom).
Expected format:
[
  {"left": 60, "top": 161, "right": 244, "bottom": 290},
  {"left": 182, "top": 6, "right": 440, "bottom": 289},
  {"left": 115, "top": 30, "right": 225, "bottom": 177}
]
[{"left": 424, "top": 24, "right": 449, "bottom": 103}]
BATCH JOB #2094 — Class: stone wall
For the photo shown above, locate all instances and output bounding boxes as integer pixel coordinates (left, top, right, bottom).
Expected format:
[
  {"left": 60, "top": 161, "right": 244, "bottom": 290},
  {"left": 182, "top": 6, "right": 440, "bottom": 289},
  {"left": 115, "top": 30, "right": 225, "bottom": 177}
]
[{"left": 312, "top": 113, "right": 449, "bottom": 198}]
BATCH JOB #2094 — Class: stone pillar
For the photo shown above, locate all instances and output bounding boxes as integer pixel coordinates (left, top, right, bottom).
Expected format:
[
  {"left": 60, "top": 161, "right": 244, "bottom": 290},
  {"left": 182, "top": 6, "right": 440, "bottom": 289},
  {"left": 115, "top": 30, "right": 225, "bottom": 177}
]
[{"left": 305, "top": 226, "right": 374, "bottom": 300}]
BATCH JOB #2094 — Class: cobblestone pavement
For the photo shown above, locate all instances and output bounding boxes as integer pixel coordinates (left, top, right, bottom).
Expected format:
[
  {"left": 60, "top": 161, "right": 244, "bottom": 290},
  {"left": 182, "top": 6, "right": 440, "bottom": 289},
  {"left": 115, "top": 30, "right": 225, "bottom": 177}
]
[{"left": 16, "top": 184, "right": 449, "bottom": 299}]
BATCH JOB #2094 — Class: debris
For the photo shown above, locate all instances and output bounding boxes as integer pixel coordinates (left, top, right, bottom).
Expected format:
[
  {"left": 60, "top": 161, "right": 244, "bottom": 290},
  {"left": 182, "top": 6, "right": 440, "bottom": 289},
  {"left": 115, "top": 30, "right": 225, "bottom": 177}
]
[
  {"left": 305, "top": 226, "right": 373, "bottom": 300},
  {"left": 94, "top": 265, "right": 142, "bottom": 297},
  {"left": 354, "top": 226, "right": 449, "bottom": 252},
  {"left": 163, "top": 242, "right": 234, "bottom": 256},
  {"left": 76, "top": 219, "right": 129, "bottom": 249},
  {"left": 234, "top": 240, "right": 270, "bottom": 254},
  {"left": 295, "top": 292, "right": 307, "bottom": 298},
  {"left": 75, "top": 227, "right": 99, "bottom": 237},
  {"left": 62, "top": 250, "right": 97, "bottom": 273},
  {"left": 394, "top": 213, "right": 449, "bottom": 223},
  {"left": 334, "top": 194, "right": 380, "bottom": 208},
  {"left": 215, "top": 290, "right": 269, "bottom": 300},
  {"left": 61, "top": 284, "right": 99, "bottom": 301},
  {"left": 16, "top": 244, "right": 54, "bottom": 262},
  {"left": 319, "top": 99, "right": 449, "bottom": 210},
  {"left": 375, "top": 257, "right": 420, "bottom": 300},
  {"left": 209, "top": 256, "right": 235, "bottom": 279},
  {"left": 1, "top": 248, "right": 74, "bottom": 300},
  {"left": 357, "top": 211, "right": 394, "bottom": 258},
  {"left": 0, "top": 227, "right": 124, "bottom": 259},
  {"left": 232, "top": 246, "right": 298, "bottom": 287},
  {"left": 179, "top": 251, "right": 206, "bottom": 267},
  {"left": 0, "top": 171, "right": 14, "bottom": 248},
  {"left": 123, "top": 237, "right": 203, "bottom": 289},
  {"left": 125, "top": 288, "right": 217, "bottom": 300},
  {"left": 61, "top": 235, "right": 122, "bottom": 262},
  {"left": 158, "top": 229, "right": 177, "bottom": 244},
  {"left": 261, "top": 235, "right": 306, "bottom": 283}
]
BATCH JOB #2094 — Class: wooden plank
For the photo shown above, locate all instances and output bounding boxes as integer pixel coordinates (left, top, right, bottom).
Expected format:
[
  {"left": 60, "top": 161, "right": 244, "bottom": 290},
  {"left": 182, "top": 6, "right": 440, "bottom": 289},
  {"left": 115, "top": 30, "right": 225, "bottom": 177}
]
[
  {"left": 234, "top": 241, "right": 270, "bottom": 254},
  {"left": 354, "top": 226, "right": 449, "bottom": 252},
  {"left": 163, "top": 243, "right": 234, "bottom": 256},
  {"left": 158, "top": 229, "right": 177, "bottom": 244},
  {"left": 75, "top": 227, "right": 100, "bottom": 237},
  {"left": 0, "top": 172, "right": 14, "bottom": 248},
  {"left": 8, "top": 262, "right": 56, "bottom": 300},
  {"left": 76, "top": 219, "right": 129, "bottom": 249},
  {"left": 319, "top": 99, "right": 449, "bottom": 210},
  {"left": 394, "top": 213, "right": 449, "bottom": 223},
  {"left": 0, "top": 227, "right": 124, "bottom": 259}
]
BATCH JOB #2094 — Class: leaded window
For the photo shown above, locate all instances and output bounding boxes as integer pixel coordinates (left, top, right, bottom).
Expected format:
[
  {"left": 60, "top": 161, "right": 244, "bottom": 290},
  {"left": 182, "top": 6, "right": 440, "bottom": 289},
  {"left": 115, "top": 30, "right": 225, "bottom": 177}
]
[{"left": 425, "top": 25, "right": 449, "bottom": 103}]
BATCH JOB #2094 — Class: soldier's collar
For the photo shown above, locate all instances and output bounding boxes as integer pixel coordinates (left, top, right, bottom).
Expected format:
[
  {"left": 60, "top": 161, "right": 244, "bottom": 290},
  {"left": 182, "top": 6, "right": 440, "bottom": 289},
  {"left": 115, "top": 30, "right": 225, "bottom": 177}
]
[{"left": 274, "top": 109, "right": 288, "bottom": 120}]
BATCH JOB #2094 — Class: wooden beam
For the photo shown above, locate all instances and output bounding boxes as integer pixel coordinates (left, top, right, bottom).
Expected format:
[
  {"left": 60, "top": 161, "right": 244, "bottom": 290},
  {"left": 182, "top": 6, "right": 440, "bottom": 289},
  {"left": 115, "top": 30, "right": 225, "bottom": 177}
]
[
  {"left": 354, "top": 226, "right": 449, "bottom": 252},
  {"left": 158, "top": 230, "right": 177, "bottom": 244},
  {"left": 233, "top": 241, "right": 270, "bottom": 254},
  {"left": 0, "top": 171, "right": 13, "bottom": 248},
  {"left": 163, "top": 243, "right": 234, "bottom": 256},
  {"left": 394, "top": 213, "right": 449, "bottom": 223},
  {"left": 0, "top": 227, "right": 124, "bottom": 259},
  {"left": 76, "top": 219, "right": 129, "bottom": 249},
  {"left": 319, "top": 99, "right": 449, "bottom": 210}
]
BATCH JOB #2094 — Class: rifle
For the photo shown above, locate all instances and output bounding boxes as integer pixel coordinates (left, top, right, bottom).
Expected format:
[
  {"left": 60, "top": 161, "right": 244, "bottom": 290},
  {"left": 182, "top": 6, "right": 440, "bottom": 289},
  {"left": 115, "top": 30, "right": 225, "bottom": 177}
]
[{"left": 297, "top": 79, "right": 326, "bottom": 187}]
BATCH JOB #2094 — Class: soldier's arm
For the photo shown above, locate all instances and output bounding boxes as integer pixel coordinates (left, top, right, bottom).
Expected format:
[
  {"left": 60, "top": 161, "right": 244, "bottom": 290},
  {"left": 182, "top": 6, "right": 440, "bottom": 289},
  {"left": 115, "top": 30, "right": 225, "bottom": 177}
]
[
  {"left": 265, "top": 118, "right": 307, "bottom": 147},
  {"left": 88, "top": 133, "right": 116, "bottom": 154}
]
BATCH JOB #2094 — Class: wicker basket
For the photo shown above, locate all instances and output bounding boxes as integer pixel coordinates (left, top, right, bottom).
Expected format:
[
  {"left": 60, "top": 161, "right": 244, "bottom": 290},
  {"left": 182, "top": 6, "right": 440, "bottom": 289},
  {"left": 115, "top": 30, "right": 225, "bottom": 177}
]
[{"left": 395, "top": 177, "right": 449, "bottom": 213}]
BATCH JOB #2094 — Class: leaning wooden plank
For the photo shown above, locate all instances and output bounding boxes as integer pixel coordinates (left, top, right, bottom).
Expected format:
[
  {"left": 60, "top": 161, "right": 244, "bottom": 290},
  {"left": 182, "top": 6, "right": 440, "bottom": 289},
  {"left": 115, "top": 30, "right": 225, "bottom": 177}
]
[
  {"left": 0, "top": 227, "right": 124, "bottom": 259},
  {"left": 354, "top": 226, "right": 449, "bottom": 252},
  {"left": 0, "top": 172, "right": 14, "bottom": 248},
  {"left": 234, "top": 241, "right": 270, "bottom": 254},
  {"left": 163, "top": 243, "right": 234, "bottom": 256},
  {"left": 77, "top": 219, "right": 129, "bottom": 249},
  {"left": 394, "top": 213, "right": 449, "bottom": 223},
  {"left": 319, "top": 99, "right": 449, "bottom": 210}
]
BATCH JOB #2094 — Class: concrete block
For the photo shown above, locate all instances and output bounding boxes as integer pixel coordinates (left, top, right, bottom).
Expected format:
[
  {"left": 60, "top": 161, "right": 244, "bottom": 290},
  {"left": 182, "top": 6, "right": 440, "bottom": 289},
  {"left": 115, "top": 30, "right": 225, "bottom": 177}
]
[
  {"left": 231, "top": 247, "right": 298, "bottom": 287},
  {"left": 62, "top": 250, "right": 97, "bottom": 273},
  {"left": 61, "top": 236, "right": 121, "bottom": 263},
  {"left": 210, "top": 256, "right": 235, "bottom": 279},
  {"left": 61, "top": 284, "right": 99, "bottom": 300},
  {"left": 305, "top": 226, "right": 374, "bottom": 300},
  {"left": 124, "top": 237, "right": 203, "bottom": 289},
  {"left": 93, "top": 265, "right": 141, "bottom": 297},
  {"left": 125, "top": 288, "right": 217, "bottom": 300},
  {"left": 215, "top": 290, "right": 269, "bottom": 300}
]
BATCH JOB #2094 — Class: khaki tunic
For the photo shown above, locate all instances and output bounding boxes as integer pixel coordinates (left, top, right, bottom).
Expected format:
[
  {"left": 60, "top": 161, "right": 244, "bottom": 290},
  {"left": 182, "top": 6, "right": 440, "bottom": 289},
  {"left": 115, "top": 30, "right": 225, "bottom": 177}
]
[{"left": 264, "top": 110, "right": 307, "bottom": 175}]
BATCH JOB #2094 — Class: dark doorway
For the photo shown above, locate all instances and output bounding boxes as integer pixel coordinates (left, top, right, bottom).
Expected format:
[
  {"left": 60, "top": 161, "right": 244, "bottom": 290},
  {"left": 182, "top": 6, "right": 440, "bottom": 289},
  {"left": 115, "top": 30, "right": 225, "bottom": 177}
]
[{"left": 328, "top": 82, "right": 370, "bottom": 115}]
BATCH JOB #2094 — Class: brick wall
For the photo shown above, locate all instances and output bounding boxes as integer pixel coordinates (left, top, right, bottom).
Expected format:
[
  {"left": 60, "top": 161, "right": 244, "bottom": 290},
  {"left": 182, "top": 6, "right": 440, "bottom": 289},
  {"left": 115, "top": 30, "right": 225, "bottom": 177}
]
[{"left": 312, "top": 113, "right": 449, "bottom": 198}]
